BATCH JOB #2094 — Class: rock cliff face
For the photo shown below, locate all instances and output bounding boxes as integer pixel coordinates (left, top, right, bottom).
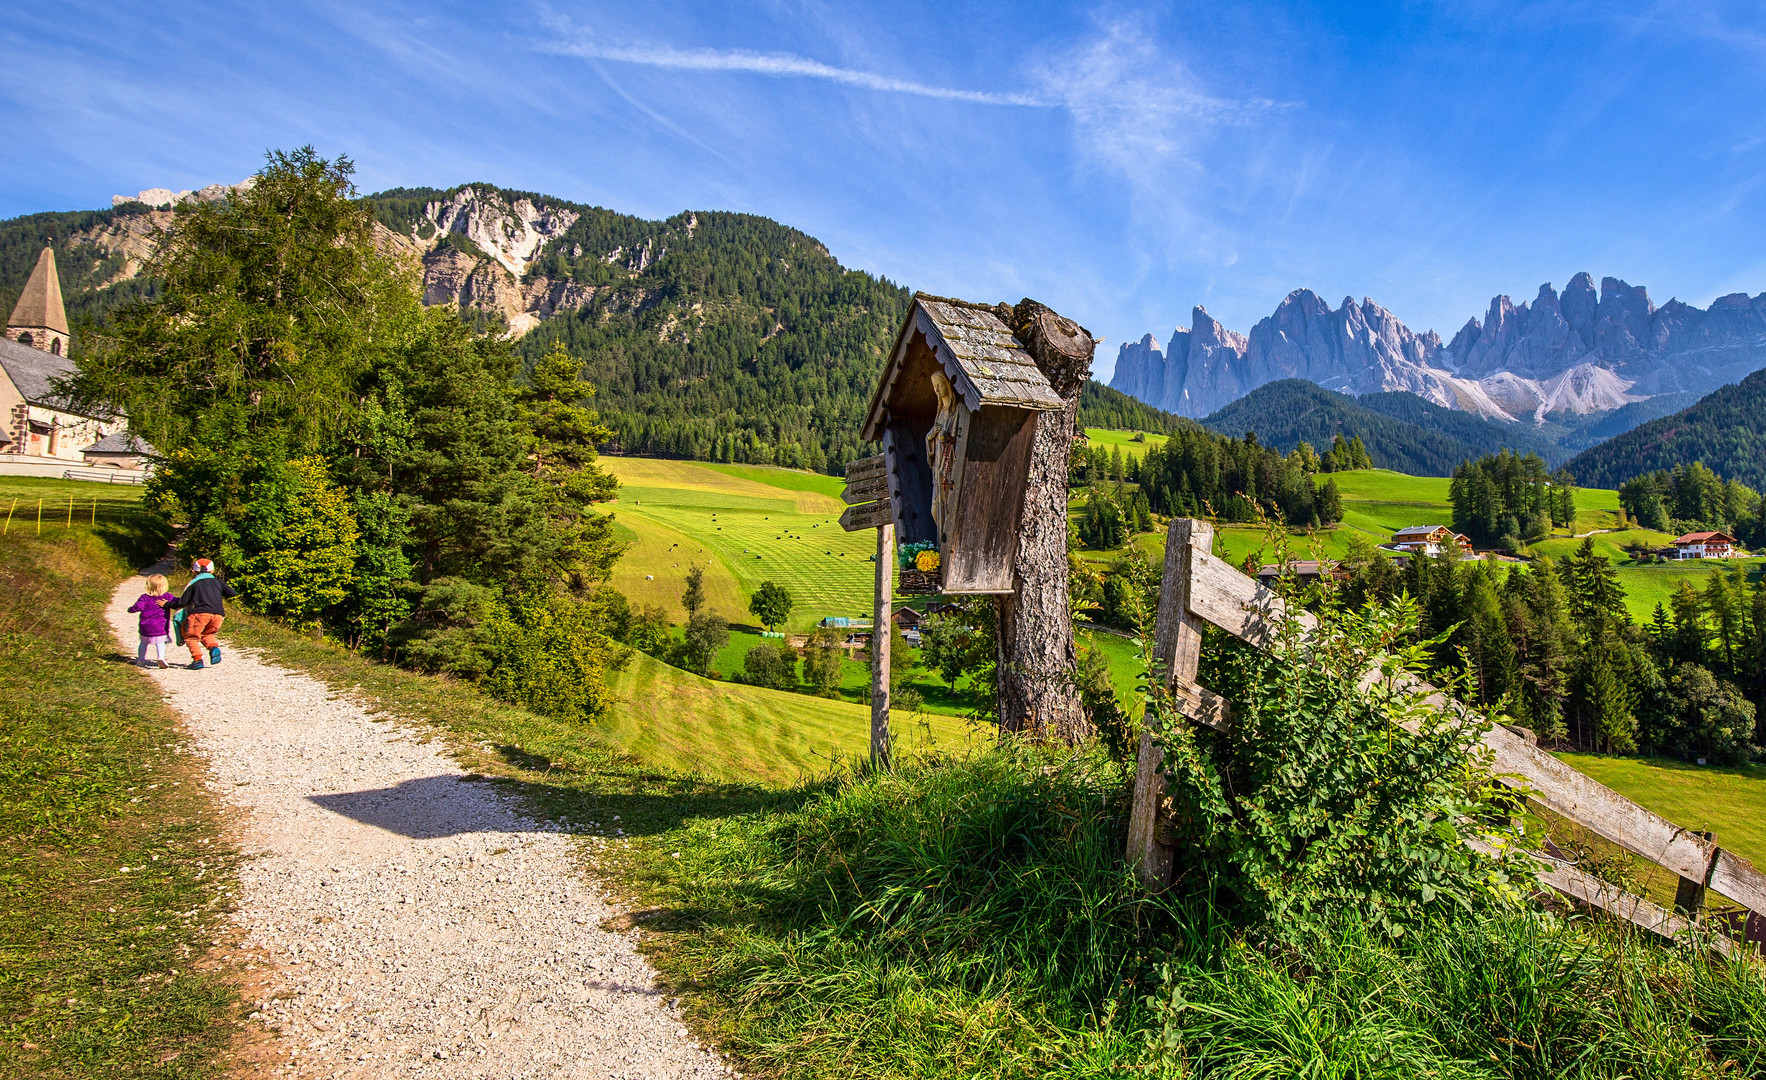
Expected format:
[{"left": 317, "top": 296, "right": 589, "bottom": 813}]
[
  {"left": 381, "top": 186, "right": 592, "bottom": 336},
  {"left": 1112, "top": 275, "right": 1766, "bottom": 423}
]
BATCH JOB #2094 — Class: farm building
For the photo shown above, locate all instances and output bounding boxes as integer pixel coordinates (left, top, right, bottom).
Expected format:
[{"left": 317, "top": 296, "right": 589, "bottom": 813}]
[
  {"left": 1670, "top": 531, "right": 1740, "bottom": 559},
  {"left": 81, "top": 431, "right": 154, "bottom": 470},
  {"left": 1389, "top": 525, "right": 1471, "bottom": 556}
]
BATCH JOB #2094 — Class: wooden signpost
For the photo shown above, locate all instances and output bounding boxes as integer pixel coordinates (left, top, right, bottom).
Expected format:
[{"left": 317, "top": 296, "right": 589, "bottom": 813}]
[{"left": 841, "top": 453, "right": 894, "bottom": 771}]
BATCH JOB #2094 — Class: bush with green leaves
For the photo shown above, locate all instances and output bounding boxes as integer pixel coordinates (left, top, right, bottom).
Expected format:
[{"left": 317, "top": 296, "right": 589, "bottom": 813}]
[
  {"left": 219, "top": 455, "right": 360, "bottom": 631},
  {"left": 483, "top": 592, "right": 630, "bottom": 722},
  {"left": 742, "top": 641, "right": 799, "bottom": 690},
  {"left": 1149, "top": 583, "right": 1534, "bottom": 941}
]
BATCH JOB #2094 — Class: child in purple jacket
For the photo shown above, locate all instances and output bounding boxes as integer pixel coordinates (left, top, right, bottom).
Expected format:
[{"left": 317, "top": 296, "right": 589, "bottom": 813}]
[{"left": 128, "top": 574, "right": 173, "bottom": 669}]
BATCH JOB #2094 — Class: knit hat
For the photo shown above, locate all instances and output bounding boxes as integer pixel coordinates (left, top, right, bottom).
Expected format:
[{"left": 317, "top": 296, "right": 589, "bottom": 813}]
[{"left": 192, "top": 558, "right": 214, "bottom": 573}]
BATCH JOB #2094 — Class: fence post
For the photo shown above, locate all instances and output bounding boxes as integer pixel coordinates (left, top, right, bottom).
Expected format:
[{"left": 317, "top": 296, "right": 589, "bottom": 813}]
[
  {"left": 1126, "top": 517, "right": 1215, "bottom": 890},
  {"left": 1675, "top": 831, "right": 1718, "bottom": 916},
  {"left": 2, "top": 498, "right": 14, "bottom": 535},
  {"left": 871, "top": 521, "right": 895, "bottom": 772},
  {"left": 36, "top": 499, "right": 41, "bottom": 535}
]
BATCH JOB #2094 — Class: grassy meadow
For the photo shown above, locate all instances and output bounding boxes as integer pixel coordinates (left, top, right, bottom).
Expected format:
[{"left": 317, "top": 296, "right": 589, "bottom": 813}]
[
  {"left": 1081, "top": 427, "right": 1170, "bottom": 458},
  {"left": 600, "top": 456, "right": 874, "bottom": 631},
  {"left": 596, "top": 650, "right": 977, "bottom": 784},
  {"left": 0, "top": 483, "right": 245, "bottom": 1079}
]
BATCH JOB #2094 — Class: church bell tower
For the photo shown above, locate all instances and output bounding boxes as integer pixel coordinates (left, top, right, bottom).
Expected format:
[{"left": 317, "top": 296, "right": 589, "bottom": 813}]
[{"left": 6, "top": 246, "right": 70, "bottom": 356}]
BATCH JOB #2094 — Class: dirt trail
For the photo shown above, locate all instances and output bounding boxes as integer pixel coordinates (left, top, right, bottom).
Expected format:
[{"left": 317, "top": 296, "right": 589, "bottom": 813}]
[{"left": 106, "top": 578, "right": 728, "bottom": 1079}]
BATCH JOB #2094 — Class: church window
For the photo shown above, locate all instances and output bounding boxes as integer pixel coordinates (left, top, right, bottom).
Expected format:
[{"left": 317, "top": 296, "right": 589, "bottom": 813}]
[
  {"left": 50, "top": 338, "right": 61, "bottom": 355},
  {"left": 16, "top": 332, "right": 31, "bottom": 347}
]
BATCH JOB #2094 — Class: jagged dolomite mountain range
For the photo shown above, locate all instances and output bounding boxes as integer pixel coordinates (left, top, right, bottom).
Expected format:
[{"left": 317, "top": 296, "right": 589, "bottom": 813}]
[{"left": 1112, "top": 275, "right": 1766, "bottom": 423}]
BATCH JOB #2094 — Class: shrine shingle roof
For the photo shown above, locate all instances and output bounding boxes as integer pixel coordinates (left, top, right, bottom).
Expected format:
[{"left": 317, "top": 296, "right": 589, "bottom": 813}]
[{"left": 863, "top": 294, "right": 1063, "bottom": 439}]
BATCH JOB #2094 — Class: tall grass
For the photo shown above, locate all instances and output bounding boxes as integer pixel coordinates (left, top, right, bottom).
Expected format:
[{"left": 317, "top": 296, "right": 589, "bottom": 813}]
[{"left": 626, "top": 747, "right": 1766, "bottom": 1079}]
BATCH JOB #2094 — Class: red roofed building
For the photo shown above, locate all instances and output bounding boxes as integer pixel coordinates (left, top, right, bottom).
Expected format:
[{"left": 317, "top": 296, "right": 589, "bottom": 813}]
[{"left": 1670, "top": 531, "right": 1739, "bottom": 560}]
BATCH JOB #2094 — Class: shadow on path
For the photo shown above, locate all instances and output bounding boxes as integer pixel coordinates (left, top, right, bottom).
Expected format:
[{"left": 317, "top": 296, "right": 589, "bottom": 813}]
[{"left": 307, "top": 774, "right": 520, "bottom": 839}]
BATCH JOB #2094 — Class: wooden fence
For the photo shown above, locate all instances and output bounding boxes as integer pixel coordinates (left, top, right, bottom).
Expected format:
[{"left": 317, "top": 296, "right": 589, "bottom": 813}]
[{"left": 1127, "top": 518, "right": 1766, "bottom": 955}]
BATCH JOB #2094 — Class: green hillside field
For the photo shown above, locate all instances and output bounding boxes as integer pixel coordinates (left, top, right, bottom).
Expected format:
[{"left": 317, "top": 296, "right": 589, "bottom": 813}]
[
  {"left": 1073, "top": 461, "right": 1762, "bottom": 620},
  {"left": 1558, "top": 752, "right": 1766, "bottom": 872},
  {"left": 1082, "top": 427, "right": 1170, "bottom": 458},
  {"left": 597, "top": 651, "right": 976, "bottom": 784},
  {"left": 600, "top": 456, "right": 874, "bottom": 630}
]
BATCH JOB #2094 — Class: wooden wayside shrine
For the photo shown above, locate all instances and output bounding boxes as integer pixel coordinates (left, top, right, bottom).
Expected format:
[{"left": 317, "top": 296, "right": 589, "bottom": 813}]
[
  {"left": 844, "top": 291, "right": 1099, "bottom": 761},
  {"left": 1128, "top": 517, "right": 1766, "bottom": 954}
]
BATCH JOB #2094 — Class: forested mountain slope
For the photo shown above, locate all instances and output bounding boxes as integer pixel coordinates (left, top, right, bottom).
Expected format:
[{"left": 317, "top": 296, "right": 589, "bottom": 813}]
[
  {"left": 368, "top": 187, "right": 912, "bottom": 473},
  {"left": 1076, "top": 380, "right": 1195, "bottom": 435},
  {"left": 1566, "top": 367, "right": 1766, "bottom": 490},
  {"left": 1, "top": 186, "right": 915, "bottom": 473},
  {"left": 1200, "top": 379, "right": 1560, "bottom": 476}
]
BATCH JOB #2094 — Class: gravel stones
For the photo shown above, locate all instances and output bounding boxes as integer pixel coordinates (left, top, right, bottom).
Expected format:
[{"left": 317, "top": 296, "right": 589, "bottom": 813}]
[{"left": 106, "top": 581, "right": 731, "bottom": 1079}]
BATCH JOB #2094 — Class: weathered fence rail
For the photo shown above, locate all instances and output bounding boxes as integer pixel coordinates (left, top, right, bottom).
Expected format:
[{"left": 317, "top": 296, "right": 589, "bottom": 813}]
[{"left": 1128, "top": 517, "right": 1766, "bottom": 954}]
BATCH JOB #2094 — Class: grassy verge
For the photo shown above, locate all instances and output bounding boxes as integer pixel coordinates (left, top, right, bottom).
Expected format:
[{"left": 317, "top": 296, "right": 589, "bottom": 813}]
[
  {"left": 217, "top": 601, "right": 1766, "bottom": 1079},
  {"left": 0, "top": 520, "right": 244, "bottom": 1078}
]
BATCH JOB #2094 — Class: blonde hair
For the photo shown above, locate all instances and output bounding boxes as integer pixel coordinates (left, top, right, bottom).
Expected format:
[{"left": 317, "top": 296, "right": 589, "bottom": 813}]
[{"left": 145, "top": 574, "right": 169, "bottom": 595}]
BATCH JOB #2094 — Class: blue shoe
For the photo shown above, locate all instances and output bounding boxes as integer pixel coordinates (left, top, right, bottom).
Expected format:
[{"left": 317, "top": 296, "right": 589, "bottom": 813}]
[
  {"left": 190, "top": 660, "right": 204, "bottom": 670},
  {"left": 209, "top": 647, "right": 222, "bottom": 665}
]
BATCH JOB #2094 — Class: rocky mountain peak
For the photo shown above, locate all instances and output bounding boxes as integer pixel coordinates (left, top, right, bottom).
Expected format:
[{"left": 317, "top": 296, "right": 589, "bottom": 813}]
[
  {"left": 1112, "top": 272, "right": 1766, "bottom": 424},
  {"left": 420, "top": 187, "right": 580, "bottom": 280}
]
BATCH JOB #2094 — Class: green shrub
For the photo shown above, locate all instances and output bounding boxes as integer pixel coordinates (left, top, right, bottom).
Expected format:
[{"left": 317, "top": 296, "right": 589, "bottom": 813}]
[
  {"left": 225, "top": 455, "right": 360, "bottom": 630},
  {"left": 742, "top": 641, "right": 798, "bottom": 689},
  {"left": 1153, "top": 589, "right": 1534, "bottom": 941},
  {"left": 483, "top": 592, "right": 629, "bottom": 722}
]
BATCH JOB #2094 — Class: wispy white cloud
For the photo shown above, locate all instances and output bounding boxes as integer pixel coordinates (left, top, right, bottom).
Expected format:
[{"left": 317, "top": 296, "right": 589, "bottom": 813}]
[
  {"left": 1038, "top": 21, "right": 1286, "bottom": 186},
  {"left": 1032, "top": 20, "right": 1296, "bottom": 271},
  {"left": 543, "top": 36, "right": 1049, "bottom": 107}
]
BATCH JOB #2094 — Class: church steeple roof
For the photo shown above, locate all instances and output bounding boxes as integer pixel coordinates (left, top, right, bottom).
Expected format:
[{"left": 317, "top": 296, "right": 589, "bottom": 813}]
[{"left": 7, "top": 247, "right": 69, "bottom": 335}]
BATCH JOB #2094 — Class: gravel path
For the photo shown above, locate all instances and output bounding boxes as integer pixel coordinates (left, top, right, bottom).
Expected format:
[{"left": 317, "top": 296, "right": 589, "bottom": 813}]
[{"left": 106, "top": 578, "right": 728, "bottom": 1079}]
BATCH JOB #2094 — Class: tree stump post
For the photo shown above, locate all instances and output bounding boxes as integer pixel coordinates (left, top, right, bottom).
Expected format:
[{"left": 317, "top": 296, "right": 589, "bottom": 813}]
[
  {"left": 872, "top": 521, "right": 895, "bottom": 771},
  {"left": 1126, "top": 517, "right": 1214, "bottom": 890},
  {"left": 995, "top": 300, "right": 1095, "bottom": 743}
]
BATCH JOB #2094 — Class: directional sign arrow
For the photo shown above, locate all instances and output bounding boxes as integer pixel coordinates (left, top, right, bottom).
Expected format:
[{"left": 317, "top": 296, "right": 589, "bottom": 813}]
[
  {"left": 840, "top": 498, "right": 893, "bottom": 532},
  {"left": 843, "top": 454, "right": 888, "bottom": 484},
  {"left": 842, "top": 473, "right": 890, "bottom": 505}
]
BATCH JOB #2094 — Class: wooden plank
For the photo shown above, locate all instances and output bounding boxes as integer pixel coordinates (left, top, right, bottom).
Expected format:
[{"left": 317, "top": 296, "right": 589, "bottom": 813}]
[
  {"left": 840, "top": 498, "right": 893, "bottom": 532},
  {"left": 942, "top": 405, "right": 1035, "bottom": 594},
  {"left": 844, "top": 454, "right": 888, "bottom": 483},
  {"left": 1126, "top": 519, "right": 1214, "bottom": 890},
  {"left": 1170, "top": 679, "right": 1234, "bottom": 731},
  {"left": 872, "top": 523, "right": 894, "bottom": 771},
  {"left": 1181, "top": 543, "right": 1766, "bottom": 918},
  {"left": 1465, "top": 837, "right": 1729, "bottom": 954},
  {"left": 842, "top": 473, "right": 890, "bottom": 505}
]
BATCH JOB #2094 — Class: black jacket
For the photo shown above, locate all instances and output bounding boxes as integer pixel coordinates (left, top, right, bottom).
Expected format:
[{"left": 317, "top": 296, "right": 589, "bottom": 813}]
[{"left": 165, "top": 575, "right": 237, "bottom": 616}]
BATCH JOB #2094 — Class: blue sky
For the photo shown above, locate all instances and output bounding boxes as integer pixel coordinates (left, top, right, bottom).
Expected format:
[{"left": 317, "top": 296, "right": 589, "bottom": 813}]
[{"left": 4, "top": 1, "right": 1766, "bottom": 379}]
